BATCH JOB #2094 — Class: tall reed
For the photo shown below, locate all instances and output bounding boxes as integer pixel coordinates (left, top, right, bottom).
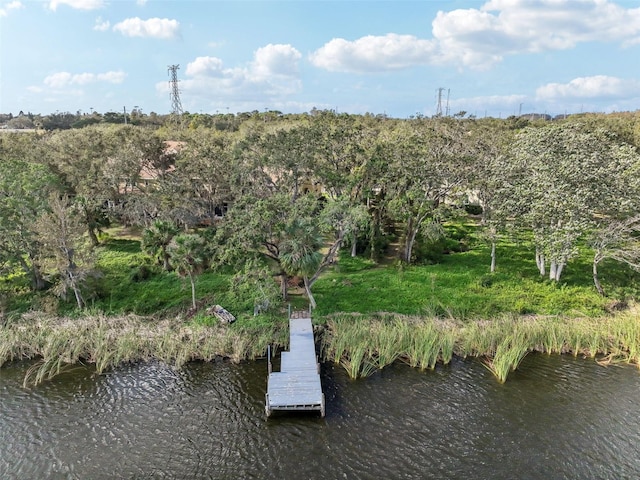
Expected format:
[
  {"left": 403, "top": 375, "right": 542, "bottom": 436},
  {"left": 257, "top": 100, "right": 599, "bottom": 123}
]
[
  {"left": 482, "top": 323, "right": 531, "bottom": 383},
  {"left": 321, "top": 310, "right": 640, "bottom": 381},
  {"left": 3, "top": 309, "right": 640, "bottom": 385},
  {"left": 324, "top": 313, "right": 461, "bottom": 378},
  {"left": 1, "top": 312, "right": 287, "bottom": 387}
]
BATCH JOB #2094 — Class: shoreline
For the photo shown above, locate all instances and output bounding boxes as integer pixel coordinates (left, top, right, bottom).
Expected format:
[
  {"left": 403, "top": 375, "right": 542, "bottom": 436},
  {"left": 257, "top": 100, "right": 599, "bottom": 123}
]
[{"left": 2, "top": 310, "right": 639, "bottom": 386}]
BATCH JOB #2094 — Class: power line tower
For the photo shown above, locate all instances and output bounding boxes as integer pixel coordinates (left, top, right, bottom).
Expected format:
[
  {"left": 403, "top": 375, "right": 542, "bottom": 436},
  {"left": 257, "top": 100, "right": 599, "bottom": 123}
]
[
  {"left": 167, "top": 64, "right": 184, "bottom": 124},
  {"left": 435, "top": 87, "right": 450, "bottom": 117}
]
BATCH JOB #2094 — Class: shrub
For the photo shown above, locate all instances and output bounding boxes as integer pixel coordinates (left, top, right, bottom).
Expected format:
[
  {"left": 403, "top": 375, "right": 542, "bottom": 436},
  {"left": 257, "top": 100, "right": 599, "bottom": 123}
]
[
  {"left": 464, "top": 204, "right": 483, "bottom": 215},
  {"left": 129, "top": 265, "right": 155, "bottom": 282}
]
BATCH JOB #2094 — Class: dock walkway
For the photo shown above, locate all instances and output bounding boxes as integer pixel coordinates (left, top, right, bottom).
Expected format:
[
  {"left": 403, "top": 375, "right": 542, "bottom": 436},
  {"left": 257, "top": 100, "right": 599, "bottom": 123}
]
[{"left": 265, "top": 316, "right": 325, "bottom": 417}]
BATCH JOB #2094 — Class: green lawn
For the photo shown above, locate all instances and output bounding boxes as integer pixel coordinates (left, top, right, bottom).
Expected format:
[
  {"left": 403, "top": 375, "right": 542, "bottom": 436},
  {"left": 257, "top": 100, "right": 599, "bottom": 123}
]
[
  {"left": 313, "top": 238, "right": 638, "bottom": 319},
  {"left": 4, "top": 227, "right": 639, "bottom": 320},
  {"left": 93, "top": 238, "right": 231, "bottom": 315}
]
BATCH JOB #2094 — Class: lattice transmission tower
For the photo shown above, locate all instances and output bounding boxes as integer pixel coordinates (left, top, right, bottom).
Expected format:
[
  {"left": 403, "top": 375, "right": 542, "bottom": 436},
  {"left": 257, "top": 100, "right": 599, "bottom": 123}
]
[
  {"left": 435, "top": 87, "right": 450, "bottom": 117},
  {"left": 168, "top": 64, "right": 184, "bottom": 123}
]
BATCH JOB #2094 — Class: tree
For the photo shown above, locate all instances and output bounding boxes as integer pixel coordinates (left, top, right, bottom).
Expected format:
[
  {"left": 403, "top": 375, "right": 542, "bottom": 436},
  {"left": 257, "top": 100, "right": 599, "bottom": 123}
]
[
  {"left": 468, "top": 120, "right": 516, "bottom": 272},
  {"left": 0, "top": 134, "right": 57, "bottom": 290},
  {"left": 168, "top": 128, "right": 234, "bottom": 225},
  {"left": 44, "top": 126, "right": 110, "bottom": 246},
  {"left": 238, "top": 121, "right": 318, "bottom": 201},
  {"left": 142, "top": 220, "right": 179, "bottom": 271},
  {"left": 309, "top": 111, "right": 368, "bottom": 201},
  {"left": 223, "top": 121, "right": 326, "bottom": 301},
  {"left": 168, "top": 233, "right": 207, "bottom": 310},
  {"left": 220, "top": 193, "right": 318, "bottom": 301},
  {"left": 279, "top": 217, "right": 324, "bottom": 309},
  {"left": 319, "top": 197, "right": 370, "bottom": 258},
  {"left": 512, "top": 123, "right": 640, "bottom": 281},
  {"left": 35, "top": 194, "right": 96, "bottom": 309},
  {"left": 384, "top": 118, "right": 473, "bottom": 263},
  {"left": 309, "top": 112, "right": 382, "bottom": 257},
  {"left": 589, "top": 216, "right": 640, "bottom": 296}
]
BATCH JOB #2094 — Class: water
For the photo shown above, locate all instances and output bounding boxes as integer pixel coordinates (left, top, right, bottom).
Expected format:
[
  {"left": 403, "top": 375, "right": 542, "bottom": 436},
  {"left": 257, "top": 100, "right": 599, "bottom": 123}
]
[{"left": 1, "top": 354, "right": 639, "bottom": 479}]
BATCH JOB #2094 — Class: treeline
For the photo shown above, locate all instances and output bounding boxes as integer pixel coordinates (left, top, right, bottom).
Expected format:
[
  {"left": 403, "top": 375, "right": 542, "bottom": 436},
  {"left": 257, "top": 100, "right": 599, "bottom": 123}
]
[
  {"left": 0, "top": 108, "right": 316, "bottom": 131},
  {"left": 1, "top": 110, "right": 640, "bottom": 312}
]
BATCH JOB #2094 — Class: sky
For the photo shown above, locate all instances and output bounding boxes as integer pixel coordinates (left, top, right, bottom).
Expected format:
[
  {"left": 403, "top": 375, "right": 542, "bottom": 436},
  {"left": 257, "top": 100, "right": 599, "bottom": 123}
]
[{"left": 1, "top": 0, "right": 640, "bottom": 119}]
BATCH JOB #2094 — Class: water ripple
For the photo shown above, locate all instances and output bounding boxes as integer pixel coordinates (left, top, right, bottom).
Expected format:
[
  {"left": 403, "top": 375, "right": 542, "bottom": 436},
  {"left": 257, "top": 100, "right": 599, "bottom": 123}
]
[{"left": 1, "top": 356, "right": 639, "bottom": 479}]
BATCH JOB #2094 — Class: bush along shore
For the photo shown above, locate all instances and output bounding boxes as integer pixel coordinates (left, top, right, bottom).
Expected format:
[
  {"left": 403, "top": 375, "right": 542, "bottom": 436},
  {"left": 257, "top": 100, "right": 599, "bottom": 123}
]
[
  {"left": 0, "top": 312, "right": 289, "bottom": 388},
  {"left": 2, "top": 309, "right": 639, "bottom": 386},
  {"left": 322, "top": 311, "right": 640, "bottom": 382}
]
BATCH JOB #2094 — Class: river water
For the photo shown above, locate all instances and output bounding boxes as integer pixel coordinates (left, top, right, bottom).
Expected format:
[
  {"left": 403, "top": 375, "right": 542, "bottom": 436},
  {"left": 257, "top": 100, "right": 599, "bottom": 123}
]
[{"left": 1, "top": 354, "right": 639, "bottom": 479}]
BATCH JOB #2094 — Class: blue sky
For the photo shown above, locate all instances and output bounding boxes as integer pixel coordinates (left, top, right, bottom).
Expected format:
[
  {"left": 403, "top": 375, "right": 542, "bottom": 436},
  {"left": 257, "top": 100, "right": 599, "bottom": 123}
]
[{"left": 1, "top": 0, "right": 640, "bottom": 118}]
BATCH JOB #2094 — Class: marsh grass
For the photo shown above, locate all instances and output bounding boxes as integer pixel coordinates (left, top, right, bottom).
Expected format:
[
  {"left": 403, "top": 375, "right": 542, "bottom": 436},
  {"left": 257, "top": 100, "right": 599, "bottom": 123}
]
[
  {"left": 324, "top": 314, "right": 462, "bottom": 378},
  {"left": 1, "top": 311, "right": 288, "bottom": 387},
  {"left": 3, "top": 309, "right": 639, "bottom": 385},
  {"left": 322, "top": 311, "right": 640, "bottom": 381}
]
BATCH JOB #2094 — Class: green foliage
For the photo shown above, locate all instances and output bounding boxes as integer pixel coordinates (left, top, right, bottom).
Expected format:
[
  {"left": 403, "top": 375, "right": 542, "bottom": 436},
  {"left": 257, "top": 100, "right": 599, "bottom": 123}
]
[
  {"left": 225, "top": 260, "right": 281, "bottom": 314},
  {"left": 314, "top": 237, "right": 611, "bottom": 318},
  {"left": 2, "top": 111, "right": 640, "bottom": 319},
  {"left": 322, "top": 311, "right": 640, "bottom": 382},
  {"left": 92, "top": 238, "right": 227, "bottom": 315},
  {"left": 141, "top": 220, "right": 179, "bottom": 271},
  {"left": 464, "top": 204, "right": 483, "bottom": 215},
  {"left": 168, "top": 233, "right": 208, "bottom": 309},
  {"left": 279, "top": 217, "right": 324, "bottom": 277},
  {"left": 3, "top": 220, "right": 638, "bottom": 320}
]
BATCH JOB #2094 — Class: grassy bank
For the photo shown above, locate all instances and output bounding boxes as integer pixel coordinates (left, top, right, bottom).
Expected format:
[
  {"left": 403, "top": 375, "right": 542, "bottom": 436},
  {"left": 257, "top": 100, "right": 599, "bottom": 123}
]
[
  {"left": 2, "top": 227, "right": 640, "bottom": 385},
  {"left": 312, "top": 249, "right": 633, "bottom": 319},
  {"left": 0, "top": 312, "right": 289, "bottom": 387},
  {"left": 322, "top": 311, "right": 640, "bottom": 382},
  {"left": 5, "top": 227, "right": 639, "bottom": 319},
  {"left": 2, "top": 308, "right": 639, "bottom": 386}
]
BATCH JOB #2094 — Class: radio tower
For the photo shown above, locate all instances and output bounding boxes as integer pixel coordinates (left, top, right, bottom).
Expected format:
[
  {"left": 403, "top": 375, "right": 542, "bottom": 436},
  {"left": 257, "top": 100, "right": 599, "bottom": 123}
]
[{"left": 168, "top": 64, "right": 184, "bottom": 124}]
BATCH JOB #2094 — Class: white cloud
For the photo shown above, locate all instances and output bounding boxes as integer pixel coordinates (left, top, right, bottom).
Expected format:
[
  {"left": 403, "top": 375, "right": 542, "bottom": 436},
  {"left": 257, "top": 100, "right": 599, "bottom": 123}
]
[
  {"left": 185, "top": 57, "right": 224, "bottom": 77},
  {"left": 93, "top": 16, "right": 110, "bottom": 31},
  {"left": 0, "top": 1, "right": 23, "bottom": 17},
  {"left": 44, "top": 72, "right": 73, "bottom": 89},
  {"left": 43, "top": 70, "right": 126, "bottom": 88},
  {"left": 432, "top": 0, "right": 640, "bottom": 68},
  {"left": 164, "top": 45, "right": 303, "bottom": 109},
  {"left": 536, "top": 75, "right": 640, "bottom": 100},
  {"left": 96, "top": 71, "right": 126, "bottom": 83},
  {"left": 113, "top": 17, "right": 180, "bottom": 39},
  {"left": 310, "top": 0, "right": 640, "bottom": 73},
  {"left": 252, "top": 44, "right": 302, "bottom": 78},
  {"left": 49, "top": 0, "right": 104, "bottom": 10},
  {"left": 310, "top": 34, "right": 437, "bottom": 73},
  {"left": 136, "top": 0, "right": 147, "bottom": 5}
]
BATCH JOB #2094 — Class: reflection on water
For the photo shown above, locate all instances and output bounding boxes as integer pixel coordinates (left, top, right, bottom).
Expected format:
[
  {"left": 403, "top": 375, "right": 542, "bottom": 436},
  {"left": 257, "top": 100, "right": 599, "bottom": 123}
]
[{"left": 1, "top": 355, "right": 639, "bottom": 479}]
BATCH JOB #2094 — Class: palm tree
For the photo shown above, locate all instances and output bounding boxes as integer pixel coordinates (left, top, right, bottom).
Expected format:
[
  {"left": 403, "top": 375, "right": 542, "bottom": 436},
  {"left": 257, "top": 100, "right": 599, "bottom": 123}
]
[
  {"left": 279, "top": 218, "right": 323, "bottom": 309},
  {"left": 168, "top": 233, "right": 206, "bottom": 310},
  {"left": 142, "top": 220, "right": 179, "bottom": 271}
]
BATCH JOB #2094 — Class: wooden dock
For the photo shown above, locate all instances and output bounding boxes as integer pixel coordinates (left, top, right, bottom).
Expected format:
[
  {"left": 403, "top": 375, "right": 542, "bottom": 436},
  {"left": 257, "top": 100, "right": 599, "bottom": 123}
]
[{"left": 265, "top": 316, "right": 325, "bottom": 417}]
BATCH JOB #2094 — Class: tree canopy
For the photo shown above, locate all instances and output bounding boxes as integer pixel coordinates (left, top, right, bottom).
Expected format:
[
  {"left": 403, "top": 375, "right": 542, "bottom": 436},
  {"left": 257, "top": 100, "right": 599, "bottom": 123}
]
[{"left": 2, "top": 109, "right": 640, "bottom": 312}]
